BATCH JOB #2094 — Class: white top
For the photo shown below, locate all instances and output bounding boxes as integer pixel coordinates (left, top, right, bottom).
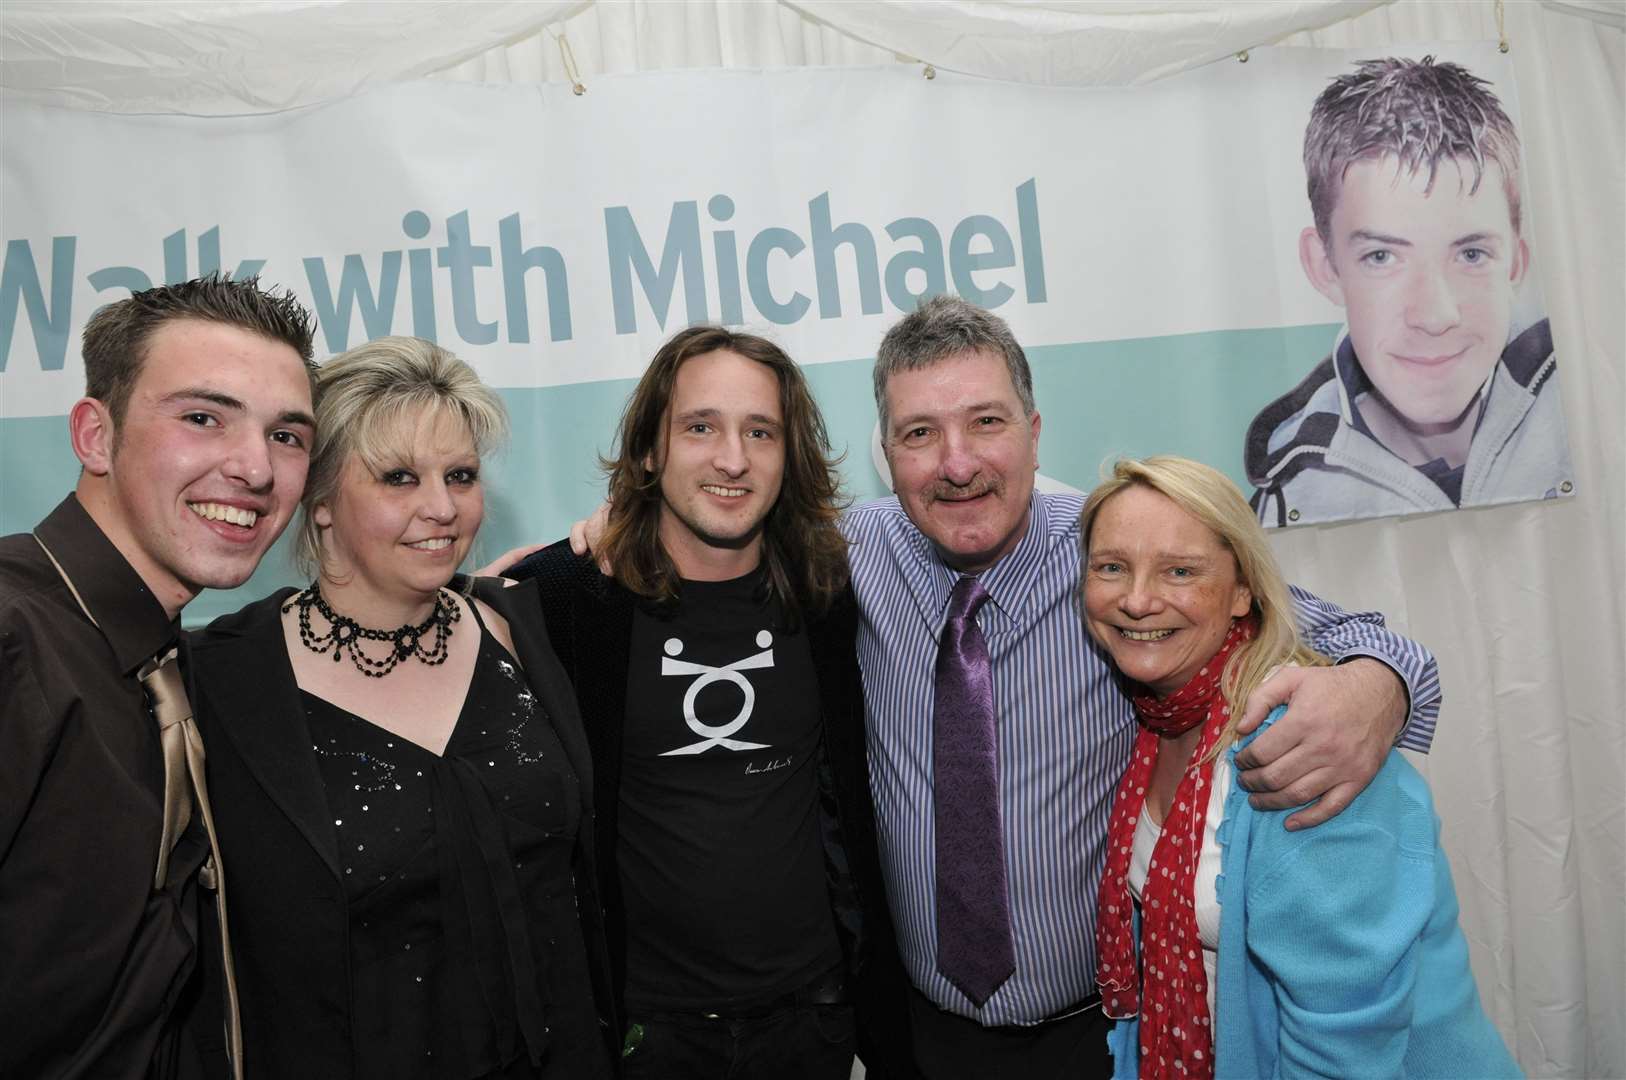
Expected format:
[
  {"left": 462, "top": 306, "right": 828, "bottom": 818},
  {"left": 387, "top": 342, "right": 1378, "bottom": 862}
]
[{"left": 1126, "top": 755, "right": 1233, "bottom": 1017}]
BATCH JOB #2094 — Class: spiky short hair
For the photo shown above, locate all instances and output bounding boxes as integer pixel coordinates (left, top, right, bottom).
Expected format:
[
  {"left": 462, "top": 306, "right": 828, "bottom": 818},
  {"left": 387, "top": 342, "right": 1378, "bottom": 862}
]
[
  {"left": 1305, "top": 56, "right": 1523, "bottom": 245},
  {"left": 80, "top": 273, "right": 316, "bottom": 428}
]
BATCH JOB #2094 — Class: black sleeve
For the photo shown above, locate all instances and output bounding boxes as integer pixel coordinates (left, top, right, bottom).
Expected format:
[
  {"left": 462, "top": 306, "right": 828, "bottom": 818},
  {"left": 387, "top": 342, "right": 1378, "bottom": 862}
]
[{"left": 505, "top": 539, "right": 591, "bottom": 673}]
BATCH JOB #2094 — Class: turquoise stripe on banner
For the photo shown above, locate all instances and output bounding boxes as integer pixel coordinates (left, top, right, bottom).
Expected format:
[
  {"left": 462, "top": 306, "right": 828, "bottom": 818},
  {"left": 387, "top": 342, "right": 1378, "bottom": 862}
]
[{"left": 0, "top": 323, "right": 1338, "bottom": 627}]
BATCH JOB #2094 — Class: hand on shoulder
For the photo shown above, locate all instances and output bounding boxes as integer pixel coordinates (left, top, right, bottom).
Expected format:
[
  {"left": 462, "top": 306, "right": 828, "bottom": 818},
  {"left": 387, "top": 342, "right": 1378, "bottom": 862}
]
[{"left": 1232, "top": 659, "right": 1404, "bottom": 830}]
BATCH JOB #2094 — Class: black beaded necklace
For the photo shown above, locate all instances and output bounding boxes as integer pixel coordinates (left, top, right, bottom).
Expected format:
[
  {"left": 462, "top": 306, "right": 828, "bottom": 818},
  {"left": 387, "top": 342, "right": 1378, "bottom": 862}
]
[{"left": 287, "top": 583, "right": 460, "bottom": 678}]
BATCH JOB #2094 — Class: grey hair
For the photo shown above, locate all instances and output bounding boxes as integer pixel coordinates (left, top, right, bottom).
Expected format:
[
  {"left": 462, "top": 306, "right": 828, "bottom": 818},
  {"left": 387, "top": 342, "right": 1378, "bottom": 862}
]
[
  {"left": 872, "top": 295, "right": 1035, "bottom": 436},
  {"left": 1305, "top": 56, "right": 1523, "bottom": 245},
  {"left": 293, "top": 336, "right": 508, "bottom": 576}
]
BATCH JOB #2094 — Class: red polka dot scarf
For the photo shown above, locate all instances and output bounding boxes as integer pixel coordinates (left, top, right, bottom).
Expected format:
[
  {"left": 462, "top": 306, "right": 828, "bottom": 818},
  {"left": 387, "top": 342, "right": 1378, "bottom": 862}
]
[{"left": 1095, "top": 615, "right": 1256, "bottom": 1079}]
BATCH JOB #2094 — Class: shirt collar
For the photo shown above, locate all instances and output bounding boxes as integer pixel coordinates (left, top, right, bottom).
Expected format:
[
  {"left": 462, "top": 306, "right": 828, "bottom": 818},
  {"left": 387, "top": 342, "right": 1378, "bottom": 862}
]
[
  {"left": 34, "top": 494, "right": 178, "bottom": 675},
  {"left": 923, "top": 493, "right": 1064, "bottom": 638}
]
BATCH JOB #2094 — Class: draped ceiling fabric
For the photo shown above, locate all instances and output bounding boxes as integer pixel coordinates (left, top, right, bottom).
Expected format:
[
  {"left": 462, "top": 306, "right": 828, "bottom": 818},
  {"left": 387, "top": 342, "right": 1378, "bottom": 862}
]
[{"left": 2, "top": 2, "right": 1621, "bottom": 1076}]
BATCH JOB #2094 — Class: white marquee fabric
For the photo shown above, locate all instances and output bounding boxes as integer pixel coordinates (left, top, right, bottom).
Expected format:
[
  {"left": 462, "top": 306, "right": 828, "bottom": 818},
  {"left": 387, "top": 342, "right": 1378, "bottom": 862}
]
[
  {"left": 0, "top": 1, "right": 1395, "bottom": 113},
  {"left": 2, "top": 2, "right": 1621, "bottom": 1076}
]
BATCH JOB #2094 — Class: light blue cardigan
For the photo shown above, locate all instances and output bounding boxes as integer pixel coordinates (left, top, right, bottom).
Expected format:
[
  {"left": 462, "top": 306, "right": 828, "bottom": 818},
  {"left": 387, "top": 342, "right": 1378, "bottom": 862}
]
[{"left": 1108, "top": 708, "right": 1521, "bottom": 1078}]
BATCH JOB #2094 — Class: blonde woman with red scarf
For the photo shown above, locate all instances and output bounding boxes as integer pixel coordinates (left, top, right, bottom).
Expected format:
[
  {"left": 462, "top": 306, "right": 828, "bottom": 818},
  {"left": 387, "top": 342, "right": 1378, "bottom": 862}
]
[{"left": 1080, "top": 456, "right": 1518, "bottom": 1079}]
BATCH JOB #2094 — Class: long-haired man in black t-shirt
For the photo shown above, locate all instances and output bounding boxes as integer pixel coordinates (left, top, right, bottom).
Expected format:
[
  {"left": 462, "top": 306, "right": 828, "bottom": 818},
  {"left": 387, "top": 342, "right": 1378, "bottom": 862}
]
[{"left": 507, "top": 326, "right": 915, "bottom": 1079}]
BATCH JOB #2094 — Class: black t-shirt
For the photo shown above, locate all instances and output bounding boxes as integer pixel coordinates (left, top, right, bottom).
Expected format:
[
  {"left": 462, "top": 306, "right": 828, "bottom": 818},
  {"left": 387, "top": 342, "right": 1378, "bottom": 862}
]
[{"left": 618, "top": 570, "right": 842, "bottom": 1012}]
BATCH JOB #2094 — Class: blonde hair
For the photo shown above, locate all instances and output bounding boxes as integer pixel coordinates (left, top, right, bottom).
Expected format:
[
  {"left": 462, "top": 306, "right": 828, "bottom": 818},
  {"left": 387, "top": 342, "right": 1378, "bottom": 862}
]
[
  {"left": 294, "top": 336, "right": 508, "bottom": 576},
  {"left": 1079, "top": 456, "right": 1329, "bottom": 759}
]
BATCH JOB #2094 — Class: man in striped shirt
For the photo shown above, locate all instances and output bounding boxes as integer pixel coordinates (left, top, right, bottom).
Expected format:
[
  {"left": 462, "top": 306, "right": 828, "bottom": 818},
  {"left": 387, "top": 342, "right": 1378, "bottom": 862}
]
[{"left": 849, "top": 295, "right": 1437, "bottom": 1077}]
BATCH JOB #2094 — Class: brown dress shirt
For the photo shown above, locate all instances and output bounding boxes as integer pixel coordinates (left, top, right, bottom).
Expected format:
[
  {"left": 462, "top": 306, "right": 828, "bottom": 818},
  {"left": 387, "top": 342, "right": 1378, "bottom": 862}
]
[{"left": 0, "top": 495, "right": 206, "bottom": 1079}]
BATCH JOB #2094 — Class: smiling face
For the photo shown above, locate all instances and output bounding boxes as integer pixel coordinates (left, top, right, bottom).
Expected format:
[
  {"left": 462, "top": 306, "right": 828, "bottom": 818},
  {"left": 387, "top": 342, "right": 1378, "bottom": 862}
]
[
  {"left": 314, "top": 408, "right": 484, "bottom": 608},
  {"left": 882, "top": 348, "right": 1041, "bottom": 574},
  {"left": 648, "top": 348, "right": 786, "bottom": 580},
  {"left": 1302, "top": 155, "right": 1528, "bottom": 432},
  {"left": 1084, "top": 484, "right": 1253, "bottom": 697},
  {"left": 72, "top": 318, "right": 315, "bottom": 618}
]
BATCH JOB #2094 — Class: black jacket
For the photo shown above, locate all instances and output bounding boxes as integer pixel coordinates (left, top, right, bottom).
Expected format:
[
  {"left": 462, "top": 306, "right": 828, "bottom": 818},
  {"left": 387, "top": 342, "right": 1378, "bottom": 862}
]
[
  {"left": 184, "top": 577, "right": 618, "bottom": 1076},
  {"left": 507, "top": 542, "right": 916, "bottom": 1077}
]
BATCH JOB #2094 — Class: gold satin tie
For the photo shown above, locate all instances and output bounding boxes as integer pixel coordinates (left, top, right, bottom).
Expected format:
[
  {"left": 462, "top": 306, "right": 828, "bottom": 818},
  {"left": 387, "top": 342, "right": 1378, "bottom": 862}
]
[
  {"left": 138, "top": 647, "right": 244, "bottom": 1079},
  {"left": 142, "top": 650, "right": 193, "bottom": 890}
]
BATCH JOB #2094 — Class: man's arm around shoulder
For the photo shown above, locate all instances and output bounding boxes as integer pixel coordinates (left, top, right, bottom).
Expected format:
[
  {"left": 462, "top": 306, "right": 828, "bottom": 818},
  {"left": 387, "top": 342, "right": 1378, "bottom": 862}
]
[{"left": 1233, "top": 586, "right": 1439, "bottom": 829}]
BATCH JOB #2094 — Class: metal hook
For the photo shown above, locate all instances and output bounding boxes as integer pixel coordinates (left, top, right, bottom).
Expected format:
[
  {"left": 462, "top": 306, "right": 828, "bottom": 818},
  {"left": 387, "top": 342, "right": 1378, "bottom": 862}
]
[{"left": 552, "top": 29, "right": 587, "bottom": 95}]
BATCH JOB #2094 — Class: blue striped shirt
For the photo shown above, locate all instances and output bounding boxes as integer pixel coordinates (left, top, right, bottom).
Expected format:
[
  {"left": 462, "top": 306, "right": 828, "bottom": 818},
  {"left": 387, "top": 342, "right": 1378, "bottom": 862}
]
[{"left": 842, "top": 492, "right": 1439, "bottom": 1025}]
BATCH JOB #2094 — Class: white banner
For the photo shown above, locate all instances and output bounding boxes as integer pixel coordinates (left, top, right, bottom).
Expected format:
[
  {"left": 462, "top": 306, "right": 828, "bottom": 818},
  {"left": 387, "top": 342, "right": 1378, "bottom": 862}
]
[{"left": 0, "top": 44, "right": 1574, "bottom": 621}]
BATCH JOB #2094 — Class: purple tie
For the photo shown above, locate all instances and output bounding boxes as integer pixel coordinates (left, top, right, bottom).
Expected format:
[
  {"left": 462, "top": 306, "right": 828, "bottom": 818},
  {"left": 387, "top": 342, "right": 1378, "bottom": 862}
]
[{"left": 933, "top": 575, "right": 1015, "bottom": 1007}]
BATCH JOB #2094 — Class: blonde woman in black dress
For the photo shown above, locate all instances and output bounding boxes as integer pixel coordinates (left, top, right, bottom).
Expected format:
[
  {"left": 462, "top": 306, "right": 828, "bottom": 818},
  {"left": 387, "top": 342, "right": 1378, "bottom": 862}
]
[{"left": 189, "top": 337, "right": 614, "bottom": 1078}]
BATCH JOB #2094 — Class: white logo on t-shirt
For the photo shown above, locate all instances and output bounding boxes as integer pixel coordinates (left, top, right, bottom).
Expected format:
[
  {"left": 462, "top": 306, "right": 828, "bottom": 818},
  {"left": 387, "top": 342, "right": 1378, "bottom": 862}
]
[{"left": 658, "top": 630, "right": 775, "bottom": 756}]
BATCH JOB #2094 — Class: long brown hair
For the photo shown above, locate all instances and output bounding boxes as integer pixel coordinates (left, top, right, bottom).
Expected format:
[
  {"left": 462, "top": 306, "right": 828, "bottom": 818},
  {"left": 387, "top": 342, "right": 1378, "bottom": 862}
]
[{"left": 597, "top": 326, "right": 849, "bottom": 622}]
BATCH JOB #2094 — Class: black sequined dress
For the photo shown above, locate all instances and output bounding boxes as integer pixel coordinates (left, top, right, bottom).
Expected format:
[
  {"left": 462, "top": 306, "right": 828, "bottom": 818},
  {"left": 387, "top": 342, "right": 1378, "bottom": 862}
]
[{"left": 303, "top": 611, "right": 609, "bottom": 1079}]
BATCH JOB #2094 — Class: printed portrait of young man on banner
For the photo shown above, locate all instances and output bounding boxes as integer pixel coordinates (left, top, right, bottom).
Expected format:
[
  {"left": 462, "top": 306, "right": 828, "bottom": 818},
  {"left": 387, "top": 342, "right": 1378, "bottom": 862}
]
[{"left": 1244, "top": 55, "right": 1574, "bottom": 527}]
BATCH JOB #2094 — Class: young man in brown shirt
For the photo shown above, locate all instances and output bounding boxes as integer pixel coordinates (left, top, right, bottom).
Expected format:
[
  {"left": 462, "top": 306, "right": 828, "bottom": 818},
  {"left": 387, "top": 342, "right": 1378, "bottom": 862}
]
[{"left": 0, "top": 276, "right": 316, "bottom": 1077}]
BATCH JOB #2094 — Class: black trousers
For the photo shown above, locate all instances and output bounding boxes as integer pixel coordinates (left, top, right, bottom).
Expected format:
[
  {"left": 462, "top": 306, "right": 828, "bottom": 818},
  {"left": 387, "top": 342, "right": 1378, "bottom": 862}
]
[
  {"left": 621, "top": 1003, "right": 856, "bottom": 1080},
  {"left": 906, "top": 986, "right": 1112, "bottom": 1079}
]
